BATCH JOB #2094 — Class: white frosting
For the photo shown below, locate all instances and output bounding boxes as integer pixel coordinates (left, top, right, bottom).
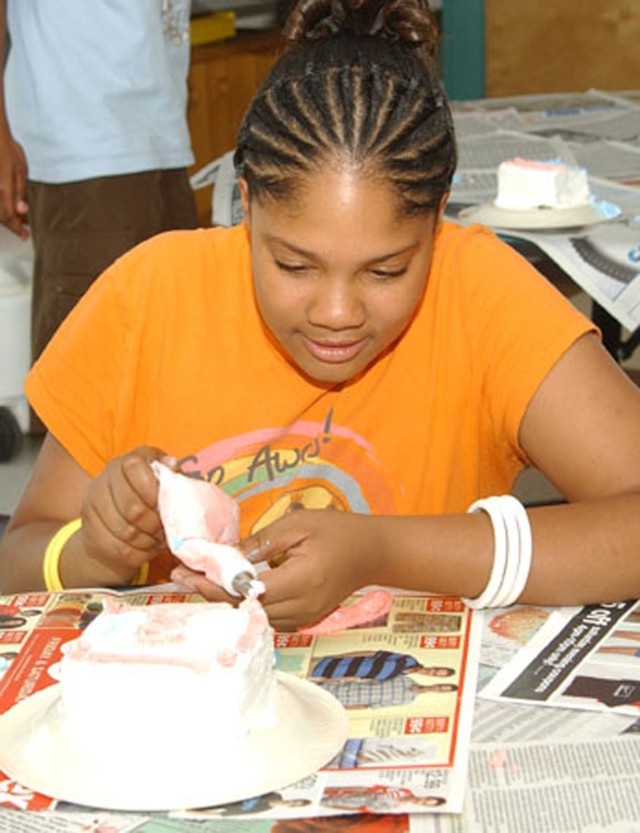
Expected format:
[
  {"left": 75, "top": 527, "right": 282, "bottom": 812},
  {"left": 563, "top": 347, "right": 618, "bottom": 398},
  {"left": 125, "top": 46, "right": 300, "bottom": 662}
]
[
  {"left": 58, "top": 599, "right": 276, "bottom": 751},
  {"left": 495, "top": 158, "right": 591, "bottom": 210}
]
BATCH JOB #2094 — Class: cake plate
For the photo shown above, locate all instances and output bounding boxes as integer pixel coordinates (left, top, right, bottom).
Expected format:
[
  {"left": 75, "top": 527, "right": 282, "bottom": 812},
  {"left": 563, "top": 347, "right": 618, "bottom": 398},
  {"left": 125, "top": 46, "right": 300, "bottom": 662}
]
[
  {"left": 0, "top": 672, "right": 349, "bottom": 812},
  {"left": 457, "top": 201, "right": 613, "bottom": 230}
]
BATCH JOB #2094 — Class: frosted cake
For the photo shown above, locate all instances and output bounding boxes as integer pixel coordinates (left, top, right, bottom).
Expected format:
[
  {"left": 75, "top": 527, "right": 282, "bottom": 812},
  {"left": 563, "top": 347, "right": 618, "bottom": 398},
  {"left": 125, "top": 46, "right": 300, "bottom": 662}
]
[
  {"left": 494, "top": 158, "right": 591, "bottom": 210},
  {"left": 58, "top": 598, "right": 276, "bottom": 750}
]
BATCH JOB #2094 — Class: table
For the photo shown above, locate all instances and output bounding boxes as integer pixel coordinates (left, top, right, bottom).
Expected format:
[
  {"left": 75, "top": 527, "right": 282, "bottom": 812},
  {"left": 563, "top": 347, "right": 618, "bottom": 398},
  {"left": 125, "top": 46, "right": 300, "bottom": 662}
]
[
  {"left": 447, "top": 89, "right": 640, "bottom": 365},
  {"left": 1, "top": 589, "right": 639, "bottom": 832}
]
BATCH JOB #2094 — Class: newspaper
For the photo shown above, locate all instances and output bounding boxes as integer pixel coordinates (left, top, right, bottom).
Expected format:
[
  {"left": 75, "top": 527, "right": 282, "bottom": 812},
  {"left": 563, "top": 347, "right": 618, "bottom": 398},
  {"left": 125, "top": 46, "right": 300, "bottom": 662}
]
[
  {"left": 411, "top": 599, "right": 640, "bottom": 833},
  {"left": 479, "top": 599, "right": 640, "bottom": 719},
  {"left": 446, "top": 89, "right": 640, "bottom": 335},
  {"left": 473, "top": 605, "right": 639, "bottom": 743},
  {"left": 190, "top": 149, "right": 243, "bottom": 227},
  {"left": 0, "top": 589, "right": 482, "bottom": 826},
  {"left": 412, "top": 735, "right": 640, "bottom": 833},
  {"left": 2, "top": 596, "right": 640, "bottom": 832},
  {"left": 8, "top": 727, "right": 638, "bottom": 833},
  {"left": 0, "top": 806, "right": 402, "bottom": 833}
]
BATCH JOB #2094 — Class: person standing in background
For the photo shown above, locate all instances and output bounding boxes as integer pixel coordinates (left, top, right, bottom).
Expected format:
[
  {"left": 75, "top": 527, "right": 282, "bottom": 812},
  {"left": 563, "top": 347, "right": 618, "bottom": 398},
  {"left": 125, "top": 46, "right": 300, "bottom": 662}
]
[{"left": 0, "top": 0, "right": 198, "bottom": 431}]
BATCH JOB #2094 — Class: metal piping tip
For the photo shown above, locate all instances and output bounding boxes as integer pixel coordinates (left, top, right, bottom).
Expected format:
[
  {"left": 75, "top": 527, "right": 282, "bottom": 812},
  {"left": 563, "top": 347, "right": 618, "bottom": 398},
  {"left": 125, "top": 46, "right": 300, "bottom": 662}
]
[{"left": 231, "top": 571, "right": 264, "bottom": 599}]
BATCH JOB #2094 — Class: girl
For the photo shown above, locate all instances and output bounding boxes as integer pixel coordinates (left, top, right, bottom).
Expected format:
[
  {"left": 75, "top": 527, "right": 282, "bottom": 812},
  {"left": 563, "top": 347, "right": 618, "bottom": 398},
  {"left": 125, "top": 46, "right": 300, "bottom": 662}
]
[{"left": 1, "top": 0, "right": 639, "bottom": 630}]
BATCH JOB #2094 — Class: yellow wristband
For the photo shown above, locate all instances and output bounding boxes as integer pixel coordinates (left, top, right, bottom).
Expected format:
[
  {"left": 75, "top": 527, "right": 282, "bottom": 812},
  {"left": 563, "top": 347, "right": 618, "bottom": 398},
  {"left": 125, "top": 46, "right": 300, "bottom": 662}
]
[
  {"left": 43, "top": 519, "right": 150, "bottom": 591},
  {"left": 134, "top": 562, "right": 150, "bottom": 586},
  {"left": 43, "top": 518, "right": 82, "bottom": 591}
]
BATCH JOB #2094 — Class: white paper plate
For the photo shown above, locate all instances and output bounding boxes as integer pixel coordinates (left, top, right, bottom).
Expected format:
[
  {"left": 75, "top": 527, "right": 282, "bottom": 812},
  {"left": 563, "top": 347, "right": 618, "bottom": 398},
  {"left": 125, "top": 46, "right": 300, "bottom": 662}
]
[
  {"left": 458, "top": 201, "right": 609, "bottom": 230},
  {"left": 0, "top": 672, "right": 348, "bottom": 811}
]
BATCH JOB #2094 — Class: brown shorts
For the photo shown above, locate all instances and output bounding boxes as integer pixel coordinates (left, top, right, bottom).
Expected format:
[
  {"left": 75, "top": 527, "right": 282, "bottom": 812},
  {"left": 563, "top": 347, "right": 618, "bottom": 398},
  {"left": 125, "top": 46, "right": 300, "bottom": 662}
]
[
  {"left": 27, "top": 169, "right": 198, "bottom": 365},
  {"left": 26, "top": 169, "right": 197, "bottom": 433}
]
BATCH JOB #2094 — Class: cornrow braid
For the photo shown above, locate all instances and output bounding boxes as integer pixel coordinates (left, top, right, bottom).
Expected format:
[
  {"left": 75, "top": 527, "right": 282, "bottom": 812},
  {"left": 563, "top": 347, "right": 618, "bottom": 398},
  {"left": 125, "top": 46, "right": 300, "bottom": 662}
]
[{"left": 234, "top": 1, "right": 456, "bottom": 216}]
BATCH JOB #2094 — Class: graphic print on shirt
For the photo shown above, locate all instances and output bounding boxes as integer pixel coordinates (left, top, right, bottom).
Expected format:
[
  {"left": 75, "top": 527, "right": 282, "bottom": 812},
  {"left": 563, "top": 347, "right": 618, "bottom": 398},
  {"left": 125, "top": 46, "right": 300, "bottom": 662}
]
[
  {"left": 177, "top": 408, "right": 397, "bottom": 538},
  {"left": 162, "top": 0, "right": 190, "bottom": 44}
]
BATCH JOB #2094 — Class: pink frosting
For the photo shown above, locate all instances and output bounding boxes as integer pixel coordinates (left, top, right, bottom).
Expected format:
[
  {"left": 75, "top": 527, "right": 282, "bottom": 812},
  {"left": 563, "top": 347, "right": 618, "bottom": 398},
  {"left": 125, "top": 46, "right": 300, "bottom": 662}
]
[
  {"left": 505, "top": 157, "right": 562, "bottom": 171},
  {"left": 300, "top": 589, "right": 394, "bottom": 635},
  {"left": 62, "top": 600, "right": 268, "bottom": 672},
  {"left": 237, "top": 598, "right": 270, "bottom": 652}
]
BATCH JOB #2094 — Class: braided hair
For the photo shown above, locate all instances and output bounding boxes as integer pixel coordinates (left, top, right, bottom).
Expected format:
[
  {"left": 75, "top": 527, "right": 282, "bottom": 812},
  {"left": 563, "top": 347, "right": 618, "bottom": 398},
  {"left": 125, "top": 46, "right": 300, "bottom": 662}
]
[{"left": 235, "top": 0, "right": 456, "bottom": 217}]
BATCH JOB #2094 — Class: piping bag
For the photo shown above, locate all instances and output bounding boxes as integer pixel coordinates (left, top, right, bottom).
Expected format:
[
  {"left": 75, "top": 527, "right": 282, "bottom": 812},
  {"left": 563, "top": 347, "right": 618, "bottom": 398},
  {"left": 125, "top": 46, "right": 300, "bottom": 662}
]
[
  {"left": 151, "top": 462, "right": 393, "bottom": 631},
  {"left": 151, "top": 461, "right": 264, "bottom": 599}
]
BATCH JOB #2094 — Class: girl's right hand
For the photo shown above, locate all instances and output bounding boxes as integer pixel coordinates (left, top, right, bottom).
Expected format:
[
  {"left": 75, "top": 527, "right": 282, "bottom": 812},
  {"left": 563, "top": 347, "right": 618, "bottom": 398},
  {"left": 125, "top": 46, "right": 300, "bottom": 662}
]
[{"left": 78, "top": 446, "right": 169, "bottom": 583}]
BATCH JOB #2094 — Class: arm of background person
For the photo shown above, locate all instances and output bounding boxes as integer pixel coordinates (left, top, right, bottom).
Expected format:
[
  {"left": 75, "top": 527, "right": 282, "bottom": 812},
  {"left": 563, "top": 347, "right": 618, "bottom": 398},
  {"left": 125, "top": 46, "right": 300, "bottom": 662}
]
[{"left": 0, "top": 0, "right": 29, "bottom": 239}]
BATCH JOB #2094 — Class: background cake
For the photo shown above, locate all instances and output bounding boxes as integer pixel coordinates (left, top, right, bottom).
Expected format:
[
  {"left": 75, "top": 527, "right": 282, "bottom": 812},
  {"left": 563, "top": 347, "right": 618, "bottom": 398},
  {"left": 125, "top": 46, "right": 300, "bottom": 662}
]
[
  {"left": 58, "top": 598, "right": 276, "bottom": 751},
  {"left": 494, "top": 157, "right": 591, "bottom": 211}
]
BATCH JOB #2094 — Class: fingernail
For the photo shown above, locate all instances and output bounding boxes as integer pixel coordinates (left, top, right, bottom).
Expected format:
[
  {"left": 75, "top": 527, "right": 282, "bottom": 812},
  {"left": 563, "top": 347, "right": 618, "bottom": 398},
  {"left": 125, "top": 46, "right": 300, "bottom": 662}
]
[{"left": 245, "top": 547, "right": 261, "bottom": 563}]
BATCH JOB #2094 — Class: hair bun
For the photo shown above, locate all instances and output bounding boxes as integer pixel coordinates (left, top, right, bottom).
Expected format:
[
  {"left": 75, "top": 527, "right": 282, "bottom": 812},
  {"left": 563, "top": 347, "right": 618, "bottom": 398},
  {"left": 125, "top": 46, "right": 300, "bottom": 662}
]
[{"left": 283, "top": 0, "right": 438, "bottom": 59}]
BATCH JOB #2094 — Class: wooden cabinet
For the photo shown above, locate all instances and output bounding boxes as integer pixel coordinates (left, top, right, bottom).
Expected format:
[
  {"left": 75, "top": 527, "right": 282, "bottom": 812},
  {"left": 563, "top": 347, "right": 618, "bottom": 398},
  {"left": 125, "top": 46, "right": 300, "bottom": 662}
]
[
  {"left": 187, "top": 31, "right": 280, "bottom": 226},
  {"left": 484, "top": 0, "right": 640, "bottom": 98}
]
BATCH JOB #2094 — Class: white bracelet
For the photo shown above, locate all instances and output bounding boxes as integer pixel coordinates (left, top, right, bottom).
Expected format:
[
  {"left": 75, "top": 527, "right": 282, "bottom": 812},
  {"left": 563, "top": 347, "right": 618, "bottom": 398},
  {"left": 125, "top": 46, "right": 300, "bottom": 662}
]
[
  {"left": 463, "top": 496, "right": 508, "bottom": 608},
  {"left": 490, "top": 498, "right": 521, "bottom": 608},
  {"left": 462, "top": 495, "right": 532, "bottom": 609},
  {"left": 500, "top": 495, "right": 532, "bottom": 606}
]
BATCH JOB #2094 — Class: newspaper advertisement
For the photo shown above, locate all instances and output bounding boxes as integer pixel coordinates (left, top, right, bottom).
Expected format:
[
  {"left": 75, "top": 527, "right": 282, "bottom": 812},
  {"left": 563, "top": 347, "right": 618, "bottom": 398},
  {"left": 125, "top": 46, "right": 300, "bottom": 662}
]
[
  {"left": 471, "top": 604, "right": 638, "bottom": 742},
  {"left": 0, "top": 590, "right": 482, "bottom": 829},
  {"left": 479, "top": 599, "right": 640, "bottom": 718},
  {"left": 0, "top": 807, "right": 412, "bottom": 833},
  {"left": 445, "top": 89, "right": 640, "bottom": 335}
]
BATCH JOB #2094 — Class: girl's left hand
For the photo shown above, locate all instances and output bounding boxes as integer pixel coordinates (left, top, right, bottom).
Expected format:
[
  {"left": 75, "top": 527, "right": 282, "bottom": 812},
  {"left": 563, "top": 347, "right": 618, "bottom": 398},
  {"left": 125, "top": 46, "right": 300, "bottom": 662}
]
[
  {"left": 170, "top": 510, "right": 386, "bottom": 631},
  {"left": 240, "top": 509, "right": 385, "bottom": 631}
]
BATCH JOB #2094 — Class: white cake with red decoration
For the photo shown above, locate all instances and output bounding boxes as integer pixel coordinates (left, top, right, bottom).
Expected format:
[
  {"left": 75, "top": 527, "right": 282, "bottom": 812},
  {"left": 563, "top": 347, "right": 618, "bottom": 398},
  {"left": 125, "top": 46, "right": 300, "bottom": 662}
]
[
  {"left": 495, "top": 158, "right": 591, "bottom": 211},
  {"left": 58, "top": 598, "right": 276, "bottom": 750}
]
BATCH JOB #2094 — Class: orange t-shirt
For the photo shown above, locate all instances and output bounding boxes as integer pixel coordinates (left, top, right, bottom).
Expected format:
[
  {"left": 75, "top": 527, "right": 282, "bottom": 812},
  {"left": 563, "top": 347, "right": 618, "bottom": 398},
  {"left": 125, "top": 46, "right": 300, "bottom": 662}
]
[{"left": 26, "top": 221, "right": 594, "bottom": 580}]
